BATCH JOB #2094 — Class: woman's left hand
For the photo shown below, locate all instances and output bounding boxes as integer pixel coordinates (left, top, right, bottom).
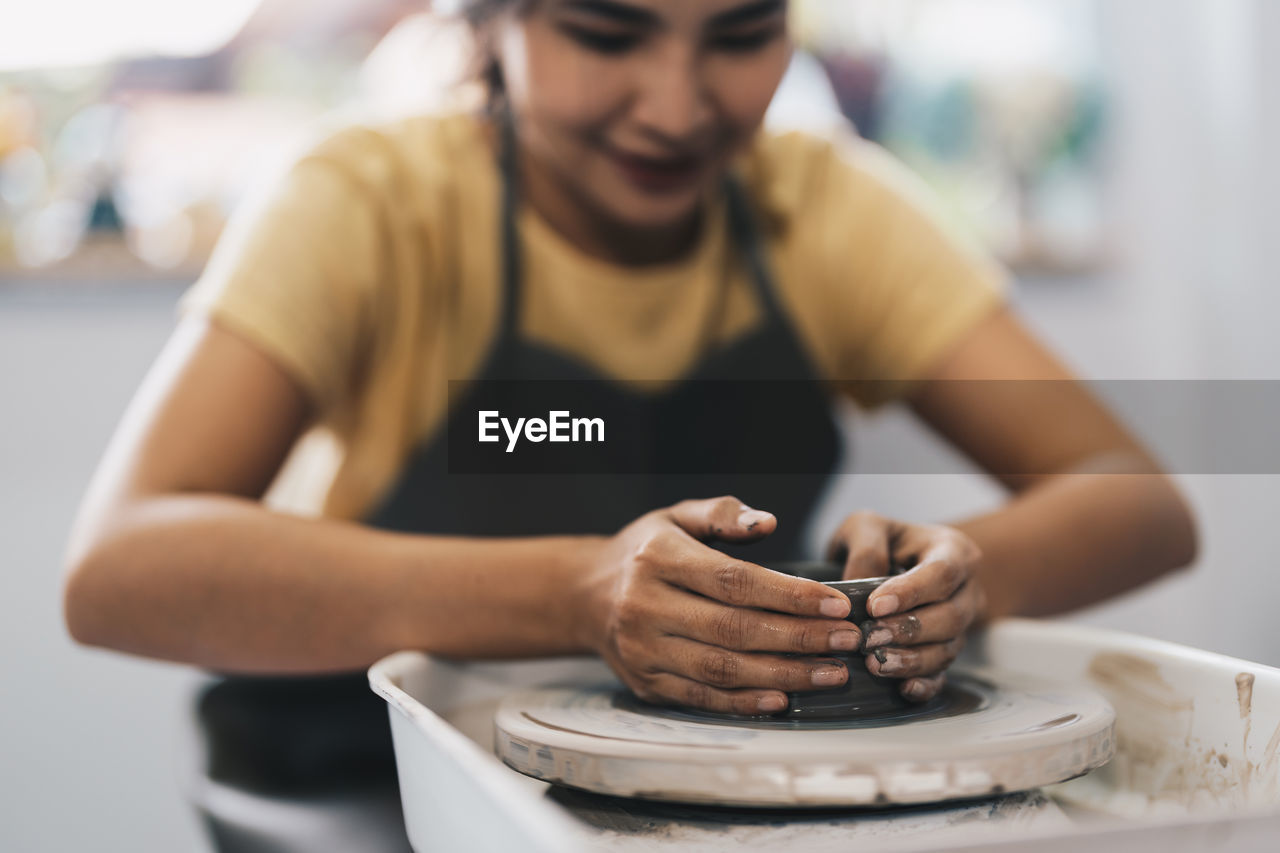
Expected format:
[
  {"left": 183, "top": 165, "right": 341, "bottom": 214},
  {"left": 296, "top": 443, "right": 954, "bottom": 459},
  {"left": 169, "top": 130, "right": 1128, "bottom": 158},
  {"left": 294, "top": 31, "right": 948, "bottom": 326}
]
[{"left": 827, "top": 512, "right": 986, "bottom": 703}]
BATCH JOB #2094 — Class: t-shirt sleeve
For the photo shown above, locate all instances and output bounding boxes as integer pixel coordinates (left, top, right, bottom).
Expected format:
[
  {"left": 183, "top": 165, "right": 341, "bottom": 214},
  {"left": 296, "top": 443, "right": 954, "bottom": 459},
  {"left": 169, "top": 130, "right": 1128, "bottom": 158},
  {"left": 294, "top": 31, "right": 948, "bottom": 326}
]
[
  {"left": 178, "top": 136, "right": 382, "bottom": 416},
  {"left": 775, "top": 130, "right": 1011, "bottom": 409}
]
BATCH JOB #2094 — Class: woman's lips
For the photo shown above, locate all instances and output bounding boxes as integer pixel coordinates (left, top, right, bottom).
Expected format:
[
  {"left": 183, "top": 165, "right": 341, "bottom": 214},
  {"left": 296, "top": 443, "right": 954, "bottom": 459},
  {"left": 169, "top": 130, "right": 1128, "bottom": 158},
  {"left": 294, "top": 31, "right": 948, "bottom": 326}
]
[{"left": 607, "top": 147, "right": 707, "bottom": 195}]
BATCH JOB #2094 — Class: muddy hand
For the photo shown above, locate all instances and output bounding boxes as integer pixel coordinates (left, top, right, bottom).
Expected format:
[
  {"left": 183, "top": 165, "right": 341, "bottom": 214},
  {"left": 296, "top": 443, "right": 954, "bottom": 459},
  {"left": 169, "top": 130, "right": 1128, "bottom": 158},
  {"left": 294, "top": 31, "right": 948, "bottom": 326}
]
[
  {"left": 826, "top": 511, "right": 985, "bottom": 703},
  {"left": 574, "top": 497, "right": 859, "bottom": 716}
]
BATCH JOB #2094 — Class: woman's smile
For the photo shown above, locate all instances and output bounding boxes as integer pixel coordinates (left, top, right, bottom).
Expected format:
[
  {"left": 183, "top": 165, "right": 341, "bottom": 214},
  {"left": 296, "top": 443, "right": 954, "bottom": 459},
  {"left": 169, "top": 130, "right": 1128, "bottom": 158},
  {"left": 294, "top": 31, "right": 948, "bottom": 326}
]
[{"left": 604, "top": 143, "right": 712, "bottom": 195}]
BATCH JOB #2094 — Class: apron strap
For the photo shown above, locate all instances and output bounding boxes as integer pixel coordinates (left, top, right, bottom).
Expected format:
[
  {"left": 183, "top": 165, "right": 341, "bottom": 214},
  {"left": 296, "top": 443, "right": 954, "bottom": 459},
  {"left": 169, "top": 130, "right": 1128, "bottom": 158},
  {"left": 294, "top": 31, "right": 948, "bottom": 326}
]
[
  {"left": 498, "top": 106, "right": 523, "bottom": 343},
  {"left": 722, "top": 173, "right": 787, "bottom": 329}
]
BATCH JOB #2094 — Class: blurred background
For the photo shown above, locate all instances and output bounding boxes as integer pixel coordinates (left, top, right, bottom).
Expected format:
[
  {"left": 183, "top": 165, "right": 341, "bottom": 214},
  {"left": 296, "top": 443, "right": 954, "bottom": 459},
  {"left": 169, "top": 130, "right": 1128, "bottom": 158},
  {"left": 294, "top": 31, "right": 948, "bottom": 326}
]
[{"left": 3, "top": 0, "right": 1278, "bottom": 849}]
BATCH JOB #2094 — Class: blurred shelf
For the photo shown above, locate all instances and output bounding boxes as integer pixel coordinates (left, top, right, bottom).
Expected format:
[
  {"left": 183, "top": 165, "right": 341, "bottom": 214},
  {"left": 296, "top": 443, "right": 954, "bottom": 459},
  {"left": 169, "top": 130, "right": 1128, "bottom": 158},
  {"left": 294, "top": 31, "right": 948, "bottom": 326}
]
[
  {"left": 0, "top": 237, "right": 195, "bottom": 309},
  {"left": 0, "top": 235, "right": 201, "bottom": 314}
]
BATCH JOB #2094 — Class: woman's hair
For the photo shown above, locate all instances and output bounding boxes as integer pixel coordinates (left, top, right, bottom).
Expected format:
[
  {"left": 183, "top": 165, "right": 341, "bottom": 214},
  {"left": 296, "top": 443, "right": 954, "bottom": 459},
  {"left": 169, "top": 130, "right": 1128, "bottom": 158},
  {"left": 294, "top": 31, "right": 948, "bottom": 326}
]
[{"left": 451, "top": 0, "right": 535, "bottom": 107}]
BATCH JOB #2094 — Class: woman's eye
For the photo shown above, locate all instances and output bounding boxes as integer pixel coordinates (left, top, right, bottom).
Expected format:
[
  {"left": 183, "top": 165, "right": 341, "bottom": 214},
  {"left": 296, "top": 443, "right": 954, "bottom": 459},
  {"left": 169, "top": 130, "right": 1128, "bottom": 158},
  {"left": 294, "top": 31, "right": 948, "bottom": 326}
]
[
  {"left": 561, "top": 25, "right": 642, "bottom": 55},
  {"left": 710, "top": 28, "right": 782, "bottom": 53}
]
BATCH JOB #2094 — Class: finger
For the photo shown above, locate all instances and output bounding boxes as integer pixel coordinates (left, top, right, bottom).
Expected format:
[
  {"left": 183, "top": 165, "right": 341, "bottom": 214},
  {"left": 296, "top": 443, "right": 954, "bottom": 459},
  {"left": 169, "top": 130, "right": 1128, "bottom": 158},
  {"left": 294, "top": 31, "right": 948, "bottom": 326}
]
[
  {"left": 865, "top": 636, "right": 966, "bottom": 679},
  {"left": 868, "top": 532, "right": 974, "bottom": 618},
  {"left": 666, "top": 496, "right": 777, "bottom": 543},
  {"left": 862, "top": 583, "right": 980, "bottom": 650},
  {"left": 656, "top": 586, "right": 862, "bottom": 653},
  {"left": 826, "top": 511, "right": 896, "bottom": 580},
  {"left": 639, "top": 527, "right": 850, "bottom": 618},
  {"left": 656, "top": 637, "right": 849, "bottom": 692},
  {"left": 653, "top": 544, "right": 852, "bottom": 619},
  {"left": 635, "top": 672, "right": 790, "bottom": 716},
  {"left": 900, "top": 673, "right": 947, "bottom": 703}
]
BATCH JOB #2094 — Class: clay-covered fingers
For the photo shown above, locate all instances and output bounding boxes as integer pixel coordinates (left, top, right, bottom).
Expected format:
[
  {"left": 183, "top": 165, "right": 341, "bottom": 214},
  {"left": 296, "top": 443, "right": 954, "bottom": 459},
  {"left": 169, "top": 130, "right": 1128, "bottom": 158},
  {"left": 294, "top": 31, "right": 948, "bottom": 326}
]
[
  {"left": 665, "top": 496, "right": 777, "bottom": 543},
  {"left": 852, "top": 526, "right": 981, "bottom": 705},
  {"left": 656, "top": 586, "right": 862, "bottom": 653},
  {"left": 865, "top": 636, "right": 965, "bottom": 682},
  {"left": 861, "top": 583, "right": 981, "bottom": 651},
  {"left": 866, "top": 528, "right": 981, "bottom": 619},
  {"left": 899, "top": 673, "right": 947, "bottom": 703}
]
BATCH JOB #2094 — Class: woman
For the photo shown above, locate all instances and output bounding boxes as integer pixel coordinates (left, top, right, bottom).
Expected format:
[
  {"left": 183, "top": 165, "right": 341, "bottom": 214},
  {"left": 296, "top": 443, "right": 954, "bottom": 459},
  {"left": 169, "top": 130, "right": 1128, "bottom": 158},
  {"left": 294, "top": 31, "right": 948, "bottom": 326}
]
[{"left": 63, "top": 1, "right": 1197, "bottom": 850}]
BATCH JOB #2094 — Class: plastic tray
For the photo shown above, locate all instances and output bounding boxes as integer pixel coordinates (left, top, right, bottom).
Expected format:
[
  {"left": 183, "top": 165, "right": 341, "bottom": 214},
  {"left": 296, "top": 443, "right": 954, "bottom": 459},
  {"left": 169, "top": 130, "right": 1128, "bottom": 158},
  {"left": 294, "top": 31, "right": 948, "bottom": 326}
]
[{"left": 369, "top": 619, "right": 1280, "bottom": 851}]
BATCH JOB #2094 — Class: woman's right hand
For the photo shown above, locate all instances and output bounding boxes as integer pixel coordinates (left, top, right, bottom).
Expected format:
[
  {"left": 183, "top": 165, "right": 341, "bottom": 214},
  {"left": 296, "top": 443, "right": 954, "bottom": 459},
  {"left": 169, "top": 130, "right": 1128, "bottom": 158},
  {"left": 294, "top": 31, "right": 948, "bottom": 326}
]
[{"left": 571, "top": 497, "right": 861, "bottom": 716}]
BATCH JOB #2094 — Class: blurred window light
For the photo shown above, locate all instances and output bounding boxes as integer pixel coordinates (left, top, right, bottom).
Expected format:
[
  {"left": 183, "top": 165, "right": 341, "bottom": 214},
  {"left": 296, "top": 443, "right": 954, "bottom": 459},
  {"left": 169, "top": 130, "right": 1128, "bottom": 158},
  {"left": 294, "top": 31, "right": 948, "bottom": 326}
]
[
  {"left": 794, "top": 0, "right": 1098, "bottom": 75},
  {"left": 1, "top": 147, "right": 48, "bottom": 208},
  {"left": 0, "top": 0, "right": 263, "bottom": 71},
  {"left": 900, "top": 0, "right": 1098, "bottom": 76},
  {"left": 791, "top": 0, "right": 1106, "bottom": 275}
]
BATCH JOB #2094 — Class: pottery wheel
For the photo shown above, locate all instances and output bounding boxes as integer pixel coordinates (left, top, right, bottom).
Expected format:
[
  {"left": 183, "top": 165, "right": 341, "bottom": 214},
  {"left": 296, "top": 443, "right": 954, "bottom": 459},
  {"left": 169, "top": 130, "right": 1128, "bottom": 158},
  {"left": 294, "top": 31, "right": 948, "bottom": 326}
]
[{"left": 494, "top": 668, "right": 1115, "bottom": 807}]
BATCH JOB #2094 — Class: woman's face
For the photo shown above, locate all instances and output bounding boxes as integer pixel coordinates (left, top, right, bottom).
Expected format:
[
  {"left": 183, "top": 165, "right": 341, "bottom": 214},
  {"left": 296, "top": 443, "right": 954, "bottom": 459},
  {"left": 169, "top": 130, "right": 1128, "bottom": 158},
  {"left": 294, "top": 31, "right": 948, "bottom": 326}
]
[{"left": 496, "top": 0, "right": 793, "bottom": 230}]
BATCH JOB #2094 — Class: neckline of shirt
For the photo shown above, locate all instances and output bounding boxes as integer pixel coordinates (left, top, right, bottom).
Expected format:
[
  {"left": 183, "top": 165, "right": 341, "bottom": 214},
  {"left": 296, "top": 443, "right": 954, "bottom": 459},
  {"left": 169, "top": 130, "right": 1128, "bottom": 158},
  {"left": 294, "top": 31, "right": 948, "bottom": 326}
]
[{"left": 517, "top": 193, "right": 730, "bottom": 294}]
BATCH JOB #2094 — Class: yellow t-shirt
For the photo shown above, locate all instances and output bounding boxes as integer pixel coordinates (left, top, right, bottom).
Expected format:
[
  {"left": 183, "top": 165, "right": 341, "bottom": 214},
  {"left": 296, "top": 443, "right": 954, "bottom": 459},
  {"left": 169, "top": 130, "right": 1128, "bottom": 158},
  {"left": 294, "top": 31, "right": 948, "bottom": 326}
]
[{"left": 181, "top": 111, "right": 1008, "bottom": 519}]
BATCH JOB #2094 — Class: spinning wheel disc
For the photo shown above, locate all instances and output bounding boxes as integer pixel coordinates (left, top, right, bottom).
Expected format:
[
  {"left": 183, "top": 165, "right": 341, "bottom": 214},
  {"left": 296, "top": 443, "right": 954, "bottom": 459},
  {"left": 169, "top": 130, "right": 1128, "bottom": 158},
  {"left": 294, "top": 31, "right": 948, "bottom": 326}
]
[{"left": 495, "top": 669, "right": 1114, "bottom": 807}]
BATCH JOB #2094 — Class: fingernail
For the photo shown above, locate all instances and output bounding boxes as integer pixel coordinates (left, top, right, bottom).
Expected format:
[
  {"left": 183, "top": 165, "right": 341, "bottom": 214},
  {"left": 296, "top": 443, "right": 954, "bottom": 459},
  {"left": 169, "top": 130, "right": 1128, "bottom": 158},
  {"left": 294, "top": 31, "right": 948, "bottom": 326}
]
[
  {"left": 903, "top": 680, "right": 929, "bottom": 700},
  {"left": 864, "top": 628, "right": 893, "bottom": 649},
  {"left": 758, "top": 694, "right": 787, "bottom": 714},
  {"left": 830, "top": 630, "right": 860, "bottom": 651},
  {"left": 869, "top": 593, "right": 899, "bottom": 618},
  {"left": 874, "top": 652, "right": 902, "bottom": 675},
  {"left": 820, "top": 597, "right": 850, "bottom": 618},
  {"left": 812, "top": 665, "right": 847, "bottom": 687}
]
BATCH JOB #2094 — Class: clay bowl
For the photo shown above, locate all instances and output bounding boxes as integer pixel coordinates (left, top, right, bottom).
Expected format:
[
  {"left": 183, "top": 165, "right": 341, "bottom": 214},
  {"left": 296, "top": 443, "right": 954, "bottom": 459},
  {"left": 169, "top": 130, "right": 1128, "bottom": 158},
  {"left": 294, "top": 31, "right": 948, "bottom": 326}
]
[{"left": 769, "top": 562, "right": 908, "bottom": 720}]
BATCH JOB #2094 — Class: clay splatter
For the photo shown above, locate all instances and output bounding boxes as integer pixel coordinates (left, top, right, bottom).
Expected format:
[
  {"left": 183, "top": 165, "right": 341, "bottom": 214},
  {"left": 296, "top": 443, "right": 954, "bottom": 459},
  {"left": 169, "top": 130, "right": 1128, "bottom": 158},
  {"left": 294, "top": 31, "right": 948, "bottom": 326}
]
[
  {"left": 1237, "top": 671, "right": 1256, "bottom": 800},
  {"left": 1236, "top": 673, "right": 1255, "bottom": 720}
]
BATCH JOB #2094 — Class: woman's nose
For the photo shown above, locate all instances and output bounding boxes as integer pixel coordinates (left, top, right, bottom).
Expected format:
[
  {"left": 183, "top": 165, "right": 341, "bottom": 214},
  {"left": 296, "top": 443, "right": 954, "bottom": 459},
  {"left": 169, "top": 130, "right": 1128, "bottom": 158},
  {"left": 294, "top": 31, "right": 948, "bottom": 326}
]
[{"left": 629, "top": 41, "right": 714, "bottom": 147}]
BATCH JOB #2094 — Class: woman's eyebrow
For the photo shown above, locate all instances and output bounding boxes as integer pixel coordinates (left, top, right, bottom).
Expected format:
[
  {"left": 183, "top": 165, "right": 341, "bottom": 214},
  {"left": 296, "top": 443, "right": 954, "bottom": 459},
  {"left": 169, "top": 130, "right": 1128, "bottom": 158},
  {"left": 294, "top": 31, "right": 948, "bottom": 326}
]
[
  {"left": 560, "top": 1, "right": 658, "bottom": 26},
  {"left": 709, "top": 0, "right": 787, "bottom": 28}
]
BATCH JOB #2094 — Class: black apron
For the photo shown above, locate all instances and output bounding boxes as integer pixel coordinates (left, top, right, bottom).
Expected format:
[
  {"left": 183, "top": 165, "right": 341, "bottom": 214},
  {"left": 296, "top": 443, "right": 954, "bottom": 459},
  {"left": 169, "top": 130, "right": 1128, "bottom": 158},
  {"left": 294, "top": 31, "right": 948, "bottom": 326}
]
[{"left": 187, "top": 113, "right": 843, "bottom": 852}]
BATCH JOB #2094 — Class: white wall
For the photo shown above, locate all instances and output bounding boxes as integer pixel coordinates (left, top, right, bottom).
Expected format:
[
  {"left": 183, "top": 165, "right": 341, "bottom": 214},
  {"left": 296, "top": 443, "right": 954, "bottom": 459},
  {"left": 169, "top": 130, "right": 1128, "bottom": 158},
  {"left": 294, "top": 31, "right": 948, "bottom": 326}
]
[
  {"left": 1, "top": 290, "right": 210, "bottom": 852},
  {"left": 1037, "top": 0, "right": 1280, "bottom": 665},
  {"left": 814, "top": 0, "right": 1280, "bottom": 668}
]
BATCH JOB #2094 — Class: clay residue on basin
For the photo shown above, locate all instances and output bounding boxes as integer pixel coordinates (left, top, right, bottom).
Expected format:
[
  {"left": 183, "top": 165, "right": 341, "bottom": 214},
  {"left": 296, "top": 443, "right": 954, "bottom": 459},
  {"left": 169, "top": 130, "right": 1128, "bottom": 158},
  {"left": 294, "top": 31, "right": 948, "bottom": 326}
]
[
  {"left": 1058, "top": 653, "right": 1280, "bottom": 817},
  {"left": 1084, "top": 653, "right": 1194, "bottom": 801},
  {"left": 1087, "top": 653, "right": 1192, "bottom": 714}
]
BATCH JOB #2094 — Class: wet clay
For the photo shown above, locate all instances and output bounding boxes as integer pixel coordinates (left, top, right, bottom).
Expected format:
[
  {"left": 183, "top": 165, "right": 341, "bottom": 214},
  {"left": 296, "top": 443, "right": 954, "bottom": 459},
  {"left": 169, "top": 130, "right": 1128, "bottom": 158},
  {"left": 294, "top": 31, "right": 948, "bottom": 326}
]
[
  {"left": 767, "top": 562, "right": 907, "bottom": 720},
  {"left": 617, "top": 676, "right": 988, "bottom": 731},
  {"left": 789, "top": 576, "right": 909, "bottom": 719}
]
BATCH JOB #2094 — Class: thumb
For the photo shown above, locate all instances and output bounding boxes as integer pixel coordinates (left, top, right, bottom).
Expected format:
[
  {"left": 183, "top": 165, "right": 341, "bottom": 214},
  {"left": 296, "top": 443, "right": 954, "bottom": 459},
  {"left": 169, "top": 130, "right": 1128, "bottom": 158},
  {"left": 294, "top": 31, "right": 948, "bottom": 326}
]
[{"left": 666, "top": 496, "right": 776, "bottom": 542}]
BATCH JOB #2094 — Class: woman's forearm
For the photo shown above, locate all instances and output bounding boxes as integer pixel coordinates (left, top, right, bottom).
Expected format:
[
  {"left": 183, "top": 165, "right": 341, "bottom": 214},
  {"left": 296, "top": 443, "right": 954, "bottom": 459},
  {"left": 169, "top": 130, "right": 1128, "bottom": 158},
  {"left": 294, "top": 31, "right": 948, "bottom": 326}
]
[
  {"left": 63, "top": 495, "right": 601, "bottom": 674},
  {"left": 953, "top": 456, "right": 1198, "bottom": 621}
]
